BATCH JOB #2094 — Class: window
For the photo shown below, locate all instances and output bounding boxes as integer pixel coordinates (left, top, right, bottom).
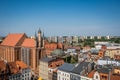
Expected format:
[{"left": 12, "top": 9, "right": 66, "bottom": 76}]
[
  {"left": 50, "top": 65, "right": 52, "bottom": 67},
  {"left": 117, "top": 71, "right": 120, "bottom": 74},
  {"left": 67, "top": 75, "right": 69, "bottom": 77},
  {"left": 96, "top": 75, "right": 98, "bottom": 79}
]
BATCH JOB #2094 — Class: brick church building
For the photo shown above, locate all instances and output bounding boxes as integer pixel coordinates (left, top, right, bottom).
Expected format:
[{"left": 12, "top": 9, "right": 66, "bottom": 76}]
[{"left": 0, "top": 29, "right": 45, "bottom": 71}]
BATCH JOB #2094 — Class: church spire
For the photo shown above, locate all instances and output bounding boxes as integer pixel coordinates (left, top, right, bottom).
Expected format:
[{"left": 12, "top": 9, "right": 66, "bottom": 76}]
[
  {"left": 38, "top": 28, "right": 42, "bottom": 48},
  {"left": 38, "top": 28, "right": 41, "bottom": 33}
]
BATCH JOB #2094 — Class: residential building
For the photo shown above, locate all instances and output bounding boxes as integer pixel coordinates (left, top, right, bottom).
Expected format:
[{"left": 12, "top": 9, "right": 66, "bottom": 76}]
[
  {"left": 105, "top": 48, "right": 120, "bottom": 58},
  {"left": 72, "top": 36, "right": 79, "bottom": 44},
  {"left": 44, "top": 42, "right": 63, "bottom": 55},
  {"left": 78, "top": 52, "right": 91, "bottom": 62},
  {"left": 70, "top": 62, "right": 93, "bottom": 80},
  {"left": 9, "top": 61, "right": 31, "bottom": 80},
  {"left": 90, "top": 48, "right": 99, "bottom": 62},
  {"left": 39, "top": 57, "right": 64, "bottom": 80},
  {"left": 97, "top": 57, "right": 120, "bottom": 66},
  {"left": 0, "top": 60, "right": 31, "bottom": 80},
  {"left": 57, "top": 63, "right": 74, "bottom": 80},
  {"left": 94, "top": 42, "right": 110, "bottom": 46},
  {"left": 88, "top": 65, "right": 120, "bottom": 80}
]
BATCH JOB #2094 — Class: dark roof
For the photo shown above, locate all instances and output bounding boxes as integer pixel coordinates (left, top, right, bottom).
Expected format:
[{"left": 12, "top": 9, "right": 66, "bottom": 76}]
[
  {"left": 40, "top": 57, "right": 55, "bottom": 62},
  {"left": 100, "top": 56, "right": 111, "bottom": 60},
  {"left": 71, "top": 62, "right": 90, "bottom": 74},
  {"left": 58, "top": 63, "right": 74, "bottom": 72},
  {"left": 97, "top": 64, "right": 113, "bottom": 74},
  {"left": 97, "top": 68, "right": 110, "bottom": 74}
]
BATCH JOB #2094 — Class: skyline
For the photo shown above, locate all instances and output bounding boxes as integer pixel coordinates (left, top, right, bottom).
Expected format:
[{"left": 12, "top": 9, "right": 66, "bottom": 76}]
[{"left": 0, "top": 0, "right": 120, "bottom": 36}]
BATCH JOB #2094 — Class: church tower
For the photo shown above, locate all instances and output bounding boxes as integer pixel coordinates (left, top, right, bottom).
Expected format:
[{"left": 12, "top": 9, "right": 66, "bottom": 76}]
[{"left": 38, "top": 28, "right": 42, "bottom": 48}]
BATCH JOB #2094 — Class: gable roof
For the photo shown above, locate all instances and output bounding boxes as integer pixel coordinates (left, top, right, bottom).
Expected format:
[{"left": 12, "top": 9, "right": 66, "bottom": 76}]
[
  {"left": 58, "top": 63, "right": 74, "bottom": 72},
  {"left": 21, "top": 38, "right": 36, "bottom": 47},
  {"left": 8, "top": 61, "right": 28, "bottom": 74},
  {"left": 8, "top": 62, "right": 19, "bottom": 73},
  {"left": 1, "top": 33, "right": 26, "bottom": 46},
  {"left": 71, "top": 62, "right": 90, "bottom": 74},
  {"left": 15, "top": 61, "right": 28, "bottom": 69}
]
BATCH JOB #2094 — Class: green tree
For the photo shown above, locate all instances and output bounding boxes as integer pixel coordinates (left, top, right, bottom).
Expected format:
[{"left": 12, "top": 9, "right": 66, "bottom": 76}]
[{"left": 70, "top": 56, "right": 76, "bottom": 64}]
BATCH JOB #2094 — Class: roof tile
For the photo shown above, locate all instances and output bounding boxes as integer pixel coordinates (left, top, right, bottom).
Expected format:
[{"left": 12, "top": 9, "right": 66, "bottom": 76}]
[
  {"left": 1, "top": 33, "right": 26, "bottom": 46},
  {"left": 21, "top": 38, "right": 36, "bottom": 47},
  {"left": 88, "top": 70, "right": 95, "bottom": 78}
]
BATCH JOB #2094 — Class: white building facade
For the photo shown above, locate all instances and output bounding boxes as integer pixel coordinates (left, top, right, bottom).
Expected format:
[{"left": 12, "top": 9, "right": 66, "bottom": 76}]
[{"left": 57, "top": 70, "right": 71, "bottom": 80}]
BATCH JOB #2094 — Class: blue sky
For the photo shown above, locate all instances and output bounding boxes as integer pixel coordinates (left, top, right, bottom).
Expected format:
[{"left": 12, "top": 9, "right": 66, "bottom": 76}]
[{"left": 0, "top": 0, "right": 120, "bottom": 36}]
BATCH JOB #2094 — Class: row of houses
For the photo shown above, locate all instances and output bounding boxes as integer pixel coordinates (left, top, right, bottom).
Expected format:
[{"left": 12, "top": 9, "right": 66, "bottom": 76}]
[
  {"left": 38, "top": 57, "right": 94, "bottom": 80},
  {"left": 38, "top": 56, "right": 120, "bottom": 80}
]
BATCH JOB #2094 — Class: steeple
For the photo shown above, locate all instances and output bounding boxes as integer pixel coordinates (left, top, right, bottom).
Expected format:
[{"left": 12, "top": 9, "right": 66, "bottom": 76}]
[
  {"left": 38, "top": 28, "right": 41, "bottom": 33},
  {"left": 57, "top": 36, "right": 59, "bottom": 49}
]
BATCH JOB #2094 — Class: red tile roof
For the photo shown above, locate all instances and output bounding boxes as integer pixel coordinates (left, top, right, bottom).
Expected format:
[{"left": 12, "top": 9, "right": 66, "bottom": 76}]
[
  {"left": 1, "top": 33, "right": 26, "bottom": 46},
  {"left": 8, "top": 61, "right": 28, "bottom": 74},
  {"left": 8, "top": 62, "right": 19, "bottom": 73},
  {"left": 15, "top": 61, "right": 28, "bottom": 69},
  {"left": 88, "top": 70, "right": 95, "bottom": 78},
  {"left": 0, "top": 60, "right": 28, "bottom": 74},
  {"left": 21, "top": 38, "right": 36, "bottom": 47}
]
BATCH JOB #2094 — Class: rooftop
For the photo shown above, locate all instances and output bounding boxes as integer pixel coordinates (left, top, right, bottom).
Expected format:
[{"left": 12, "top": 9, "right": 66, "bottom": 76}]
[
  {"left": 58, "top": 63, "right": 74, "bottom": 72},
  {"left": 0, "top": 60, "right": 28, "bottom": 74},
  {"left": 40, "top": 57, "right": 55, "bottom": 62},
  {"left": 1, "top": 33, "right": 26, "bottom": 46},
  {"left": 88, "top": 70, "right": 95, "bottom": 78},
  {"left": 97, "top": 68, "right": 111, "bottom": 74},
  {"left": 21, "top": 38, "right": 36, "bottom": 47},
  {"left": 71, "top": 62, "right": 90, "bottom": 74}
]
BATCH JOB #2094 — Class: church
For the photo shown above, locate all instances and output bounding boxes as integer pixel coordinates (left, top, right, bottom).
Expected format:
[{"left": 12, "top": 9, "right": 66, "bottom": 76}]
[{"left": 0, "top": 28, "right": 45, "bottom": 72}]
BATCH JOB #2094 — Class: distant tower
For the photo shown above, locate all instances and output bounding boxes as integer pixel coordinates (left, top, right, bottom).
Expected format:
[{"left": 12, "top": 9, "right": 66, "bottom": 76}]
[
  {"left": 57, "top": 36, "right": 59, "bottom": 49},
  {"left": 42, "top": 31, "right": 45, "bottom": 48},
  {"left": 38, "top": 28, "right": 42, "bottom": 48},
  {"left": 35, "top": 31, "right": 38, "bottom": 47}
]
